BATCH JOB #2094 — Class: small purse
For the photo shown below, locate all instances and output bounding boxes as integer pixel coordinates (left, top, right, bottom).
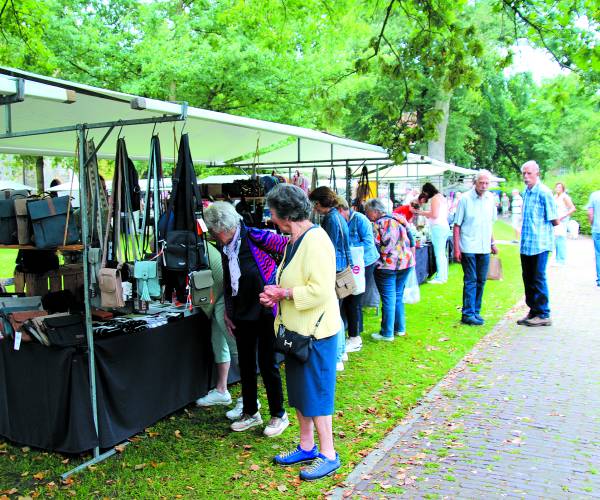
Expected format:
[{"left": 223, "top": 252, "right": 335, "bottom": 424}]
[
  {"left": 190, "top": 269, "right": 214, "bottom": 307},
  {"left": 43, "top": 313, "right": 86, "bottom": 348},
  {"left": 133, "top": 260, "right": 161, "bottom": 301},
  {"left": 334, "top": 214, "right": 356, "bottom": 299},
  {"left": 98, "top": 267, "right": 125, "bottom": 308}
]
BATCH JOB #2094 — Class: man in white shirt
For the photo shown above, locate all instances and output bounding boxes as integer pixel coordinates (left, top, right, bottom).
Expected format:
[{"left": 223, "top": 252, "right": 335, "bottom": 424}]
[{"left": 453, "top": 170, "right": 498, "bottom": 325}]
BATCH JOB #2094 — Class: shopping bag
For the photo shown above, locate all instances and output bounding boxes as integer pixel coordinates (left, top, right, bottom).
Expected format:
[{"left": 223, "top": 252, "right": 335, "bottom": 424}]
[
  {"left": 350, "top": 246, "right": 365, "bottom": 295},
  {"left": 487, "top": 256, "right": 503, "bottom": 280},
  {"left": 403, "top": 266, "right": 420, "bottom": 304}
]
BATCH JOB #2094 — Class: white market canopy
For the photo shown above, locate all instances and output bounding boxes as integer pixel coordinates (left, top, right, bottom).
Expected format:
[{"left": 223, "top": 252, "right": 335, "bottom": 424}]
[{"left": 0, "top": 67, "right": 387, "bottom": 167}]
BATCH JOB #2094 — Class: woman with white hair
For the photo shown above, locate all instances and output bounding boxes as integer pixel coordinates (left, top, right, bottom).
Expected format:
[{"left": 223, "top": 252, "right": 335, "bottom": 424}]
[
  {"left": 203, "top": 201, "right": 289, "bottom": 437},
  {"left": 364, "top": 198, "right": 415, "bottom": 341}
]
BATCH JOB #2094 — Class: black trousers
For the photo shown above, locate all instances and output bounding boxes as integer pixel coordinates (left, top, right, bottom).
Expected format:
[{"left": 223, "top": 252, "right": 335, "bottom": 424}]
[
  {"left": 234, "top": 314, "right": 285, "bottom": 418},
  {"left": 341, "top": 293, "right": 363, "bottom": 337}
]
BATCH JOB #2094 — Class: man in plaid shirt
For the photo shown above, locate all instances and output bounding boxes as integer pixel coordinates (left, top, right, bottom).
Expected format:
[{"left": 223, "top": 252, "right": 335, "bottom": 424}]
[{"left": 517, "top": 161, "right": 559, "bottom": 327}]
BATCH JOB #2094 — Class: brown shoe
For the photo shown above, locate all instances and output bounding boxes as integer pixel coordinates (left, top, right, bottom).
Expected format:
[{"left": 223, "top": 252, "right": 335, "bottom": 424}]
[
  {"left": 523, "top": 316, "right": 552, "bottom": 327},
  {"left": 516, "top": 314, "right": 533, "bottom": 325}
]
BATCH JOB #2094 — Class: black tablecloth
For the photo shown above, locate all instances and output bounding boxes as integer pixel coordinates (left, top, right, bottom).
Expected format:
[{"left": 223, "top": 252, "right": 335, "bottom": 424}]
[
  {"left": 0, "top": 313, "right": 212, "bottom": 453},
  {"left": 415, "top": 244, "right": 436, "bottom": 284}
]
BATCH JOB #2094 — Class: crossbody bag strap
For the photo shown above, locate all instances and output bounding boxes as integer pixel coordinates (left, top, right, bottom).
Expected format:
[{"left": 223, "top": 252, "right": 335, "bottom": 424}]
[{"left": 334, "top": 210, "right": 351, "bottom": 266}]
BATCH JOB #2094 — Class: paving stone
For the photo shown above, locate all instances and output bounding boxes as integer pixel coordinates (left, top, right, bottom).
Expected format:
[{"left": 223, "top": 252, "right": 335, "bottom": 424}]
[{"left": 331, "top": 238, "right": 600, "bottom": 499}]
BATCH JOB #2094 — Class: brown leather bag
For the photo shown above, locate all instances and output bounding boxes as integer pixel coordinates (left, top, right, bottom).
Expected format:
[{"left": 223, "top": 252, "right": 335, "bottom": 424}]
[{"left": 8, "top": 310, "right": 48, "bottom": 342}]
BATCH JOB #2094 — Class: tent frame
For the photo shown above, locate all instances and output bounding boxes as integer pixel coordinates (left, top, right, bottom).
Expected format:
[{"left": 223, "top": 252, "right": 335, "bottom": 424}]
[{"left": 0, "top": 105, "right": 188, "bottom": 478}]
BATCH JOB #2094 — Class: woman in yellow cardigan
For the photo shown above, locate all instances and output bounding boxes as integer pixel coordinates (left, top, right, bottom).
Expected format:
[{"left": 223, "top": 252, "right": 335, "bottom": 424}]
[{"left": 259, "top": 184, "right": 341, "bottom": 481}]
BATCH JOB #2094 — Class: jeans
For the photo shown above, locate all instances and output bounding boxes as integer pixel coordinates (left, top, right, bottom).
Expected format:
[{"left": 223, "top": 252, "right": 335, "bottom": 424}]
[
  {"left": 460, "top": 253, "right": 490, "bottom": 318},
  {"left": 374, "top": 268, "right": 411, "bottom": 337},
  {"left": 430, "top": 225, "right": 450, "bottom": 282},
  {"left": 555, "top": 235, "right": 567, "bottom": 264},
  {"left": 234, "top": 315, "right": 285, "bottom": 418},
  {"left": 593, "top": 232, "right": 600, "bottom": 285},
  {"left": 520, "top": 251, "right": 551, "bottom": 319}
]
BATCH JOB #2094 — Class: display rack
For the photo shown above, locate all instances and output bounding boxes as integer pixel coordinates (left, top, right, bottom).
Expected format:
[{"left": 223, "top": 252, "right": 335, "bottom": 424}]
[{"left": 0, "top": 106, "right": 188, "bottom": 478}]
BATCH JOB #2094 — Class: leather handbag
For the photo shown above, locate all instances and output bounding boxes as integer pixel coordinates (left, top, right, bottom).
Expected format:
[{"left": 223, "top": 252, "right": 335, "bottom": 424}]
[
  {"left": 335, "top": 266, "right": 357, "bottom": 299},
  {"left": 274, "top": 311, "right": 324, "bottom": 363},
  {"left": 7, "top": 310, "right": 48, "bottom": 342},
  {"left": 98, "top": 267, "right": 125, "bottom": 308},
  {"left": 0, "top": 199, "right": 18, "bottom": 244},
  {"left": 27, "top": 196, "right": 79, "bottom": 248},
  {"left": 190, "top": 269, "right": 214, "bottom": 307},
  {"left": 164, "top": 230, "right": 205, "bottom": 271},
  {"left": 334, "top": 214, "right": 356, "bottom": 299},
  {"left": 14, "top": 198, "right": 32, "bottom": 245},
  {"left": 43, "top": 313, "right": 86, "bottom": 347},
  {"left": 487, "top": 256, "right": 503, "bottom": 280},
  {"left": 133, "top": 260, "right": 161, "bottom": 301},
  {"left": 26, "top": 312, "right": 70, "bottom": 346}
]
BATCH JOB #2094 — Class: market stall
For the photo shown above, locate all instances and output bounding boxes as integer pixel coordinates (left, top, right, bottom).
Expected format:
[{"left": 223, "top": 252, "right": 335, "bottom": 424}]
[{"left": 0, "top": 67, "right": 389, "bottom": 474}]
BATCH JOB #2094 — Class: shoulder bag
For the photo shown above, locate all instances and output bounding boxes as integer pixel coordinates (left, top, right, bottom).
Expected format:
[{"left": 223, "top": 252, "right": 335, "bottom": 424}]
[{"left": 334, "top": 213, "right": 356, "bottom": 299}]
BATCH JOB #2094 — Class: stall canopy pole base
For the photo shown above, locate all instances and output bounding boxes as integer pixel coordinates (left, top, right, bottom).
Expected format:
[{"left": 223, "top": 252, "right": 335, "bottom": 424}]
[{"left": 60, "top": 442, "right": 130, "bottom": 481}]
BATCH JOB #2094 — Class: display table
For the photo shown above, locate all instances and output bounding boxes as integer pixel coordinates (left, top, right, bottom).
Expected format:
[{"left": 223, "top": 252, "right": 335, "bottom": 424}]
[
  {"left": 0, "top": 312, "right": 212, "bottom": 453},
  {"left": 415, "top": 244, "right": 435, "bottom": 284}
]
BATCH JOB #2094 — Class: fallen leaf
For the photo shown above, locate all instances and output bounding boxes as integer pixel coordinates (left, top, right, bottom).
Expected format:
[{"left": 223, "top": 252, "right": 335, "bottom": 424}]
[
  {"left": 438, "top": 337, "right": 450, "bottom": 342},
  {"left": 277, "top": 485, "right": 287, "bottom": 492},
  {"left": 243, "top": 444, "right": 252, "bottom": 450},
  {"left": 134, "top": 463, "right": 147, "bottom": 471},
  {"left": 115, "top": 445, "right": 126, "bottom": 454},
  {"left": 379, "top": 482, "right": 391, "bottom": 490},
  {"left": 147, "top": 432, "right": 159, "bottom": 438},
  {"left": 62, "top": 477, "right": 74, "bottom": 486},
  {"left": 174, "top": 430, "right": 182, "bottom": 439},
  {"left": 61, "top": 459, "right": 70, "bottom": 465},
  {"left": 366, "top": 407, "right": 377, "bottom": 415},
  {"left": 33, "top": 472, "right": 45, "bottom": 480},
  {"left": 46, "top": 482, "right": 57, "bottom": 490},
  {"left": 21, "top": 447, "right": 30, "bottom": 453},
  {"left": 4, "top": 489, "right": 17, "bottom": 495},
  {"left": 231, "top": 473, "right": 242, "bottom": 480},
  {"left": 249, "top": 464, "right": 260, "bottom": 471}
]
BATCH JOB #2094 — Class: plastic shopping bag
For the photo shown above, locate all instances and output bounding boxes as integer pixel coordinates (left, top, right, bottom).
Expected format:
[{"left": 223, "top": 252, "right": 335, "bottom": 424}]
[
  {"left": 350, "top": 246, "right": 365, "bottom": 295},
  {"left": 402, "top": 266, "right": 420, "bottom": 304}
]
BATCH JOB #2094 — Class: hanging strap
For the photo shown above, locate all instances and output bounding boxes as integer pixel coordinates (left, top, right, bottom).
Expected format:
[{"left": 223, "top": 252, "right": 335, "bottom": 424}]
[
  {"left": 329, "top": 168, "right": 337, "bottom": 194},
  {"left": 310, "top": 167, "right": 318, "bottom": 192}
]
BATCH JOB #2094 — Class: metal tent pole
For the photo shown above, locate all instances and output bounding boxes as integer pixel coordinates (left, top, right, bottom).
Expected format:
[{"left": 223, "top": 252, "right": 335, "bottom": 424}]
[{"left": 345, "top": 160, "right": 351, "bottom": 207}]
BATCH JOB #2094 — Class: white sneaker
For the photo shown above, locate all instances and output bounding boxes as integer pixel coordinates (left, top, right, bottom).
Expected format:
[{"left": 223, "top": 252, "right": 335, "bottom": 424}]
[
  {"left": 341, "top": 352, "right": 348, "bottom": 362},
  {"left": 336, "top": 361, "right": 344, "bottom": 371},
  {"left": 263, "top": 412, "right": 289, "bottom": 437},
  {"left": 345, "top": 337, "right": 363, "bottom": 352},
  {"left": 226, "top": 397, "right": 261, "bottom": 421},
  {"left": 230, "top": 411, "right": 263, "bottom": 432},
  {"left": 394, "top": 331, "right": 406, "bottom": 337},
  {"left": 195, "top": 389, "right": 232, "bottom": 407},
  {"left": 428, "top": 279, "right": 445, "bottom": 285},
  {"left": 371, "top": 333, "right": 394, "bottom": 342}
]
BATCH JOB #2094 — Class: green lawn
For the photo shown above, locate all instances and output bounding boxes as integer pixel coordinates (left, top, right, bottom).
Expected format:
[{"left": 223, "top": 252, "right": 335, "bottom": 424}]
[{"left": 0, "top": 221, "right": 524, "bottom": 498}]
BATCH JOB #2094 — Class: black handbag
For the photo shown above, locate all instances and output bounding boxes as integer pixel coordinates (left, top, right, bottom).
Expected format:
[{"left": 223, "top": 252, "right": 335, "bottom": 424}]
[
  {"left": 164, "top": 230, "right": 205, "bottom": 271},
  {"left": 27, "top": 196, "right": 79, "bottom": 249},
  {"left": 274, "top": 324, "right": 314, "bottom": 363},
  {"left": 274, "top": 311, "right": 324, "bottom": 363},
  {"left": 0, "top": 199, "right": 18, "bottom": 244},
  {"left": 43, "top": 313, "right": 86, "bottom": 348}
]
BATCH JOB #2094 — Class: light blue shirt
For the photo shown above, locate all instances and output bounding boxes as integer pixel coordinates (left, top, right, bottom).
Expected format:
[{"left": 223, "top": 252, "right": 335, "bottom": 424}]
[
  {"left": 348, "top": 210, "right": 379, "bottom": 267},
  {"left": 586, "top": 190, "right": 600, "bottom": 234},
  {"left": 520, "top": 181, "right": 558, "bottom": 256},
  {"left": 454, "top": 188, "right": 496, "bottom": 254}
]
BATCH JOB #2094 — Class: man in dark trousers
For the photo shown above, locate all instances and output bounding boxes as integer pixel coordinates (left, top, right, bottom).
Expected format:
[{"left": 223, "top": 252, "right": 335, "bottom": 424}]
[{"left": 517, "top": 161, "right": 559, "bottom": 327}]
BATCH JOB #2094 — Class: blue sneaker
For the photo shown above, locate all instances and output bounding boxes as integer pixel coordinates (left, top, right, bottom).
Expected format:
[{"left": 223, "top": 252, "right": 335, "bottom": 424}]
[
  {"left": 299, "top": 453, "right": 341, "bottom": 481},
  {"left": 461, "top": 315, "right": 484, "bottom": 326},
  {"left": 273, "top": 444, "right": 318, "bottom": 466}
]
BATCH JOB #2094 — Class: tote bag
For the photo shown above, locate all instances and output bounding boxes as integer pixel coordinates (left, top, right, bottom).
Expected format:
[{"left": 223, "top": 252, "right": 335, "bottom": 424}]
[
  {"left": 350, "top": 246, "right": 365, "bottom": 295},
  {"left": 402, "top": 266, "right": 420, "bottom": 304}
]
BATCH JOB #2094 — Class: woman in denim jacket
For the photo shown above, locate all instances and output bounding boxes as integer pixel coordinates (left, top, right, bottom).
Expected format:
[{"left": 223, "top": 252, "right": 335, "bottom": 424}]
[
  {"left": 337, "top": 198, "right": 378, "bottom": 353},
  {"left": 309, "top": 187, "right": 352, "bottom": 371},
  {"left": 365, "top": 198, "right": 416, "bottom": 341}
]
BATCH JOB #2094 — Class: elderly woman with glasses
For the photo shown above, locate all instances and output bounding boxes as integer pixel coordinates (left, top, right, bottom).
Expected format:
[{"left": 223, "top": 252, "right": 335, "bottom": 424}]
[
  {"left": 203, "top": 201, "right": 288, "bottom": 438},
  {"left": 364, "top": 198, "right": 416, "bottom": 341},
  {"left": 259, "top": 184, "right": 341, "bottom": 481}
]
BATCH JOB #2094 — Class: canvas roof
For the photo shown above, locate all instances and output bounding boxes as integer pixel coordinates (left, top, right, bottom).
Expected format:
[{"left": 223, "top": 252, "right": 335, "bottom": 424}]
[{"left": 0, "top": 67, "right": 387, "bottom": 167}]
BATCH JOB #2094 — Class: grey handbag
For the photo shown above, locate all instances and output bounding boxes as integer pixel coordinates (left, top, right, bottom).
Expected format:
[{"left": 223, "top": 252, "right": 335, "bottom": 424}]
[{"left": 190, "top": 269, "right": 214, "bottom": 307}]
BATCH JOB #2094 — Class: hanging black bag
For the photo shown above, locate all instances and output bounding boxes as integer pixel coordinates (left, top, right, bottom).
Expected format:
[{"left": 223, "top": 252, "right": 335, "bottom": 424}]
[{"left": 162, "top": 134, "right": 207, "bottom": 272}]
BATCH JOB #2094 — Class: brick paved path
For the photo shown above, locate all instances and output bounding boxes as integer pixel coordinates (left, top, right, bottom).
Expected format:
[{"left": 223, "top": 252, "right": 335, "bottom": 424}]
[{"left": 332, "top": 238, "right": 600, "bottom": 499}]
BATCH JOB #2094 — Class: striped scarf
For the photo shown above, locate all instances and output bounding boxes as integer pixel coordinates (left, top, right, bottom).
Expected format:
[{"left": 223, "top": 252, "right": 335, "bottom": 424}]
[{"left": 246, "top": 227, "right": 288, "bottom": 285}]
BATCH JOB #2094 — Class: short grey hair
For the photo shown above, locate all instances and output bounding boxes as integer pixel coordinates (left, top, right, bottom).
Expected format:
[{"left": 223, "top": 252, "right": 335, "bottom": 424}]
[
  {"left": 204, "top": 201, "right": 242, "bottom": 233},
  {"left": 364, "top": 198, "right": 388, "bottom": 215},
  {"left": 266, "top": 184, "right": 311, "bottom": 221},
  {"left": 521, "top": 160, "right": 540, "bottom": 173},
  {"left": 475, "top": 169, "right": 492, "bottom": 181}
]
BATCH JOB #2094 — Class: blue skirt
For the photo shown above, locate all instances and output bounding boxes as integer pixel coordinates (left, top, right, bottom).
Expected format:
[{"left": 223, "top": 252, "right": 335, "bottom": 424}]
[{"left": 285, "top": 334, "right": 337, "bottom": 417}]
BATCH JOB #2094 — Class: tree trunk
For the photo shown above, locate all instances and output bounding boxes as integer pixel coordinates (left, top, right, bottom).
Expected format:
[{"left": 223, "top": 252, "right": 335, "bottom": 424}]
[
  {"left": 35, "top": 156, "right": 44, "bottom": 193},
  {"left": 427, "top": 92, "right": 452, "bottom": 162}
]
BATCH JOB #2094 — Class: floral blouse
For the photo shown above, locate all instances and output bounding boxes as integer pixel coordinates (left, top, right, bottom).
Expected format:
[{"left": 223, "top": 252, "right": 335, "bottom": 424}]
[{"left": 373, "top": 214, "right": 415, "bottom": 271}]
